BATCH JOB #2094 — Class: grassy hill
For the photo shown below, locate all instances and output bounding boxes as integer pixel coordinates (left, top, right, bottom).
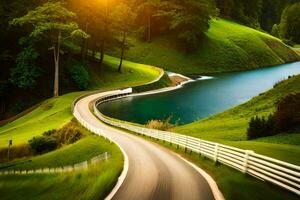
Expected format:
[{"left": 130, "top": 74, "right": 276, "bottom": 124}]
[
  {"left": 173, "top": 74, "right": 300, "bottom": 165},
  {"left": 0, "top": 55, "right": 161, "bottom": 147},
  {"left": 111, "top": 18, "right": 300, "bottom": 74},
  {"left": 0, "top": 127, "right": 124, "bottom": 200},
  {"left": 0, "top": 56, "right": 162, "bottom": 199}
]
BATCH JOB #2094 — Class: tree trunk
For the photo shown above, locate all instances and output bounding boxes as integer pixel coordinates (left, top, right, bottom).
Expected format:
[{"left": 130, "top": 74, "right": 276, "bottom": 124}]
[
  {"left": 118, "top": 31, "right": 126, "bottom": 73},
  {"left": 100, "top": 40, "right": 105, "bottom": 65},
  {"left": 81, "top": 21, "right": 89, "bottom": 60},
  {"left": 53, "top": 31, "right": 61, "bottom": 97},
  {"left": 147, "top": 14, "right": 151, "bottom": 43}
]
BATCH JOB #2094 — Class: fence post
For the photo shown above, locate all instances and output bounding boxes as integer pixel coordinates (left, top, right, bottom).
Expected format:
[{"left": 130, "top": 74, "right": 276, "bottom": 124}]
[
  {"left": 185, "top": 136, "right": 188, "bottom": 153},
  {"left": 198, "top": 140, "right": 202, "bottom": 157},
  {"left": 105, "top": 152, "right": 108, "bottom": 160},
  {"left": 214, "top": 144, "right": 219, "bottom": 163},
  {"left": 243, "top": 150, "right": 254, "bottom": 174}
]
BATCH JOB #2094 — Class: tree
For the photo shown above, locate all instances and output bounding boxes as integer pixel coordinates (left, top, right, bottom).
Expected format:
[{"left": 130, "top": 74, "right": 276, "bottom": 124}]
[
  {"left": 279, "top": 2, "right": 300, "bottom": 43},
  {"left": 10, "top": 2, "right": 89, "bottom": 97},
  {"left": 112, "top": 3, "right": 136, "bottom": 72},
  {"left": 137, "top": 0, "right": 161, "bottom": 42},
  {"left": 166, "top": 0, "right": 215, "bottom": 51},
  {"left": 10, "top": 46, "right": 40, "bottom": 90}
]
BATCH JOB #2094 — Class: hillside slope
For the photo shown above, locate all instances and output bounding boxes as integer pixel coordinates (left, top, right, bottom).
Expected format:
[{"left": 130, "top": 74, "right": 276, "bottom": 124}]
[
  {"left": 173, "top": 75, "right": 300, "bottom": 165},
  {"left": 113, "top": 18, "right": 300, "bottom": 74},
  {"left": 0, "top": 56, "right": 161, "bottom": 147}
]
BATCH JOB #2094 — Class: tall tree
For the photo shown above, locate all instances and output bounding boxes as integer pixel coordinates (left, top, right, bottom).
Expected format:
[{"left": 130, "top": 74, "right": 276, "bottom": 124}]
[
  {"left": 10, "top": 2, "right": 89, "bottom": 97},
  {"left": 112, "top": 3, "right": 136, "bottom": 72},
  {"left": 167, "top": 0, "right": 215, "bottom": 51},
  {"left": 137, "top": 0, "right": 161, "bottom": 42}
]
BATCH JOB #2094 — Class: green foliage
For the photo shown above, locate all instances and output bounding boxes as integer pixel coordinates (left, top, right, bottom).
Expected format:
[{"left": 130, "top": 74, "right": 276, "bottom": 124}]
[
  {"left": 28, "top": 136, "right": 58, "bottom": 155},
  {"left": 10, "top": 47, "right": 40, "bottom": 90},
  {"left": 247, "top": 115, "right": 274, "bottom": 139},
  {"left": 69, "top": 61, "right": 90, "bottom": 90},
  {"left": 279, "top": 2, "right": 300, "bottom": 43},
  {"left": 167, "top": 0, "right": 215, "bottom": 50},
  {"left": 10, "top": 2, "right": 78, "bottom": 39}
]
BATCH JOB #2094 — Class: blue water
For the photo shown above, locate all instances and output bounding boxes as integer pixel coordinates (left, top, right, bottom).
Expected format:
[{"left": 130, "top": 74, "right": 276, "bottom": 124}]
[{"left": 98, "top": 62, "right": 300, "bottom": 124}]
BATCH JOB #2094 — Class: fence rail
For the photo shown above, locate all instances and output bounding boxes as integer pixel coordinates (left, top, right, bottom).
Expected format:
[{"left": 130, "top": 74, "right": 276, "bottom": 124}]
[
  {"left": 94, "top": 90, "right": 300, "bottom": 196},
  {"left": 0, "top": 152, "right": 111, "bottom": 175}
]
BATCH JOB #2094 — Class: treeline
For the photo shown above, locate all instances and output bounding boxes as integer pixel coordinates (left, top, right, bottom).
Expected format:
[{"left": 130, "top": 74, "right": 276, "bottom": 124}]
[{"left": 216, "top": 0, "right": 300, "bottom": 32}]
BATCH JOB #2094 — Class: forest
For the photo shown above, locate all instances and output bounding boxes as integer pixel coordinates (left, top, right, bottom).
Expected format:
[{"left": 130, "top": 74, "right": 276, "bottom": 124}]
[{"left": 0, "top": 0, "right": 300, "bottom": 120}]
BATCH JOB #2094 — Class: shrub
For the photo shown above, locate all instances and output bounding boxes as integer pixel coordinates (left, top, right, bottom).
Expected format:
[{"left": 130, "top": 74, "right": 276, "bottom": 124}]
[
  {"left": 247, "top": 115, "right": 274, "bottom": 140},
  {"left": 146, "top": 117, "right": 175, "bottom": 131},
  {"left": 28, "top": 136, "right": 58, "bottom": 155},
  {"left": 69, "top": 61, "right": 90, "bottom": 90},
  {"left": 43, "top": 121, "right": 84, "bottom": 145}
]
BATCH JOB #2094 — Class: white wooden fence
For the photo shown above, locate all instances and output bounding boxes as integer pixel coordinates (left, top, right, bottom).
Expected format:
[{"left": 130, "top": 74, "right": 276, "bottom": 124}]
[
  {"left": 0, "top": 152, "right": 111, "bottom": 175},
  {"left": 93, "top": 91, "right": 300, "bottom": 196}
]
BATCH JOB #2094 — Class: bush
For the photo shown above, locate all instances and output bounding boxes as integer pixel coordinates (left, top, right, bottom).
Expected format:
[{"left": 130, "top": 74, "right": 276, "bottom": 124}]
[
  {"left": 247, "top": 115, "right": 274, "bottom": 140},
  {"left": 43, "top": 121, "right": 84, "bottom": 145},
  {"left": 146, "top": 117, "right": 175, "bottom": 131},
  {"left": 28, "top": 136, "right": 58, "bottom": 155},
  {"left": 69, "top": 61, "right": 90, "bottom": 90}
]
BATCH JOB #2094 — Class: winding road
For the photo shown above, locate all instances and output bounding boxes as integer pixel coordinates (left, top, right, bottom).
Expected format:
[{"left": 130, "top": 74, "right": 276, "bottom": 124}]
[{"left": 74, "top": 91, "right": 221, "bottom": 200}]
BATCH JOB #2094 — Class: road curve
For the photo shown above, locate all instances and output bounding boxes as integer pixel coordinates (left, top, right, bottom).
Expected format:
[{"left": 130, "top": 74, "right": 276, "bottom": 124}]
[{"left": 74, "top": 91, "right": 217, "bottom": 200}]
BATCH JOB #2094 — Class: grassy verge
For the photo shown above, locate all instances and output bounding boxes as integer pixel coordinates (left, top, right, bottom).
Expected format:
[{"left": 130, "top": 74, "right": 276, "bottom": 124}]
[
  {"left": 173, "top": 75, "right": 300, "bottom": 165},
  {"left": 109, "top": 18, "right": 300, "bottom": 74},
  {"left": 117, "top": 128, "right": 298, "bottom": 200},
  {"left": 0, "top": 126, "right": 123, "bottom": 200}
]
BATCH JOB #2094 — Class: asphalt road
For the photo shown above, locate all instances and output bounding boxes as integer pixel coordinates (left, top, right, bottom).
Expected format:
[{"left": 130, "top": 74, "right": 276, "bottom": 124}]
[{"left": 74, "top": 91, "right": 216, "bottom": 200}]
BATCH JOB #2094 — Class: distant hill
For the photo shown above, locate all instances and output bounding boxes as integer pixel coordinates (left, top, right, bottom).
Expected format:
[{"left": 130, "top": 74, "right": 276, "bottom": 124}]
[{"left": 111, "top": 18, "right": 300, "bottom": 74}]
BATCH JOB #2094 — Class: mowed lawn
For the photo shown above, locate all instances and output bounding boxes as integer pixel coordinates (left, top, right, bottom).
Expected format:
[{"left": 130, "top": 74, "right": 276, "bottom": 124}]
[
  {"left": 109, "top": 18, "right": 300, "bottom": 74},
  {"left": 0, "top": 55, "right": 161, "bottom": 147},
  {"left": 173, "top": 74, "right": 300, "bottom": 165}
]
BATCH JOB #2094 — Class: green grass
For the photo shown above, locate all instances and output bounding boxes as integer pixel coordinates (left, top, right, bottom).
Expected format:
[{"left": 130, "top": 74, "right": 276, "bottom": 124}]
[
  {"left": 173, "top": 75, "right": 300, "bottom": 165},
  {"left": 109, "top": 18, "right": 300, "bottom": 74},
  {"left": 0, "top": 55, "right": 161, "bottom": 147},
  {"left": 89, "top": 55, "right": 161, "bottom": 90},
  {"left": 0, "top": 132, "right": 124, "bottom": 200}
]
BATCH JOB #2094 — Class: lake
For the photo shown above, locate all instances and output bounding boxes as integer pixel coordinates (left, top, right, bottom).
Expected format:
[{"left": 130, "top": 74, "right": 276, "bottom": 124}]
[{"left": 98, "top": 61, "right": 300, "bottom": 125}]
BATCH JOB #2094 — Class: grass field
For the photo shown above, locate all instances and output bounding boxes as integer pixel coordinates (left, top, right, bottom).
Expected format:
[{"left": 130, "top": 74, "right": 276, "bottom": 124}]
[
  {"left": 0, "top": 55, "right": 161, "bottom": 148},
  {"left": 0, "top": 127, "right": 124, "bottom": 200},
  {"left": 109, "top": 18, "right": 300, "bottom": 74},
  {"left": 173, "top": 75, "right": 300, "bottom": 165}
]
